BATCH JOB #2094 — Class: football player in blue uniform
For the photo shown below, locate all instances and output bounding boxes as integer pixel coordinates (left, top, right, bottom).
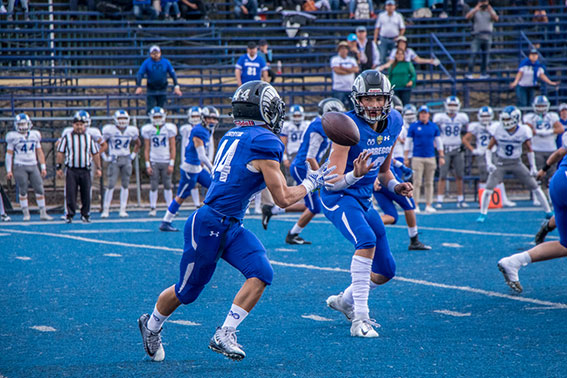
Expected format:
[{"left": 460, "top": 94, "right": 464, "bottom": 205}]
[
  {"left": 138, "top": 81, "right": 336, "bottom": 362},
  {"left": 262, "top": 97, "right": 346, "bottom": 245},
  {"left": 498, "top": 134, "right": 567, "bottom": 293},
  {"left": 323, "top": 70, "right": 412, "bottom": 337},
  {"left": 159, "top": 106, "right": 219, "bottom": 232}
]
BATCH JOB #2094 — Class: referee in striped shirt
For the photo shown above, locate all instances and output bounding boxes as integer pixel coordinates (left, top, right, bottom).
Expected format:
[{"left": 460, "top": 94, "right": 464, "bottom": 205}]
[{"left": 56, "top": 112, "right": 102, "bottom": 223}]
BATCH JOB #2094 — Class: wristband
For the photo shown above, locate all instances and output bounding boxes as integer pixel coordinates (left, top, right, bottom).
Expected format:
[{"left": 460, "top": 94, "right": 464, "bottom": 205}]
[
  {"left": 542, "top": 163, "right": 551, "bottom": 172},
  {"left": 300, "top": 180, "right": 315, "bottom": 193},
  {"left": 387, "top": 179, "right": 400, "bottom": 193},
  {"left": 344, "top": 171, "right": 362, "bottom": 186},
  {"left": 40, "top": 164, "right": 46, "bottom": 171},
  {"left": 174, "top": 85, "right": 180, "bottom": 90},
  {"left": 169, "top": 159, "right": 175, "bottom": 167},
  {"left": 145, "top": 161, "right": 151, "bottom": 169},
  {"left": 56, "top": 163, "right": 62, "bottom": 170}
]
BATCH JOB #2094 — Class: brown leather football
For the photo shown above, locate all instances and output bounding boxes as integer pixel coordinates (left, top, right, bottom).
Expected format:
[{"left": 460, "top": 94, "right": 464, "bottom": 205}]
[{"left": 321, "top": 112, "right": 360, "bottom": 146}]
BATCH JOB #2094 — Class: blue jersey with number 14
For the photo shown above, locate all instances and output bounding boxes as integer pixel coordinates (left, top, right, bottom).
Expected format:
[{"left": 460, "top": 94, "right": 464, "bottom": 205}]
[{"left": 204, "top": 125, "right": 284, "bottom": 219}]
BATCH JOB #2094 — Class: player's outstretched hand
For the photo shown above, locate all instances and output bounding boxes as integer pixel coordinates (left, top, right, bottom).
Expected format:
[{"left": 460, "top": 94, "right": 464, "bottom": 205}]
[
  {"left": 353, "top": 150, "right": 375, "bottom": 178},
  {"left": 536, "top": 169, "right": 545, "bottom": 180},
  {"left": 302, "top": 161, "right": 337, "bottom": 192},
  {"left": 487, "top": 163, "right": 497, "bottom": 174},
  {"left": 472, "top": 148, "right": 483, "bottom": 156},
  {"left": 394, "top": 182, "right": 413, "bottom": 197}
]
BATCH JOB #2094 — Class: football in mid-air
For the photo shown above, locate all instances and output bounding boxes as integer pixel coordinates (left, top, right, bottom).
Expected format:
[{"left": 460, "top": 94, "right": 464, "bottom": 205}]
[{"left": 321, "top": 112, "right": 360, "bottom": 146}]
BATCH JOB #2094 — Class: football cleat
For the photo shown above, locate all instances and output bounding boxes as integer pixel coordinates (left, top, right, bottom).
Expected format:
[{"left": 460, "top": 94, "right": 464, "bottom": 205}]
[
  {"left": 119, "top": 210, "right": 129, "bottom": 218},
  {"left": 502, "top": 199, "right": 516, "bottom": 207},
  {"left": 40, "top": 210, "right": 53, "bottom": 221},
  {"left": 434, "top": 202, "right": 442, "bottom": 209},
  {"left": 22, "top": 208, "right": 31, "bottom": 221},
  {"left": 414, "top": 206, "right": 421, "bottom": 214},
  {"left": 535, "top": 219, "right": 551, "bottom": 245},
  {"left": 101, "top": 210, "right": 110, "bottom": 219},
  {"left": 424, "top": 205, "right": 437, "bottom": 214},
  {"left": 350, "top": 318, "right": 379, "bottom": 338},
  {"left": 209, "top": 326, "right": 246, "bottom": 361},
  {"left": 159, "top": 221, "right": 178, "bottom": 232},
  {"left": 457, "top": 201, "right": 469, "bottom": 208},
  {"left": 326, "top": 292, "right": 354, "bottom": 322},
  {"left": 65, "top": 216, "right": 73, "bottom": 224},
  {"left": 497, "top": 258, "right": 523, "bottom": 293},
  {"left": 261, "top": 205, "right": 273, "bottom": 230},
  {"left": 81, "top": 215, "right": 91, "bottom": 223},
  {"left": 285, "top": 232, "right": 311, "bottom": 245},
  {"left": 476, "top": 214, "right": 486, "bottom": 223},
  {"left": 1, "top": 213, "right": 11, "bottom": 222},
  {"left": 408, "top": 236, "right": 431, "bottom": 250},
  {"left": 148, "top": 208, "right": 157, "bottom": 217},
  {"left": 138, "top": 313, "right": 165, "bottom": 362}
]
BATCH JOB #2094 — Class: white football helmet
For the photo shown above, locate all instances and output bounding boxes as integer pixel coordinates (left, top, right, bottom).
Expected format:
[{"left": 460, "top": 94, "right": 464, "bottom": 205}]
[
  {"left": 500, "top": 105, "right": 522, "bottom": 130},
  {"left": 149, "top": 107, "right": 166, "bottom": 127},
  {"left": 289, "top": 105, "right": 305, "bottom": 126},
  {"left": 14, "top": 113, "right": 32, "bottom": 133},
  {"left": 402, "top": 104, "right": 417, "bottom": 125},
  {"left": 113, "top": 109, "right": 130, "bottom": 129},
  {"left": 532, "top": 95, "right": 550, "bottom": 115},
  {"left": 444, "top": 96, "right": 461, "bottom": 114},
  {"left": 477, "top": 106, "right": 494, "bottom": 126},
  {"left": 187, "top": 106, "right": 201, "bottom": 126}
]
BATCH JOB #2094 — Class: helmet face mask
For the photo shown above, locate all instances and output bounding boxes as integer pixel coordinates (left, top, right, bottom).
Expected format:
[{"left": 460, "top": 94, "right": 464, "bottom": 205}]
[
  {"left": 113, "top": 110, "right": 130, "bottom": 129},
  {"left": 351, "top": 70, "right": 394, "bottom": 124},
  {"left": 149, "top": 107, "right": 166, "bottom": 127},
  {"left": 402, "top": 104, "right": 417, "bottom": 124},
  {"left": 500, "top": 106, "right": 521, "bottom": 130},
  {"left": 289, "top": 105, "right": 305, "bottom": 126},
  {"left": 232, "top": 81, "right": 286, "bottom": 134},
  {"left": 444, "top": 96, "right": 461, "bottom": 115},
  {"left": 15, "top": 113, "right": 32, "bottom": 133},
  {"left": 532, "top": 95, "right": 550, "bottom": 115},
  {"left": 478, "top": 106, "right": 494, "bottom": 126},
  {"left": 188, "top": 106, "right": 201, "bottom": 126},
  {"left": 201, "top": 106, "right": 220, "bottom": 131}
]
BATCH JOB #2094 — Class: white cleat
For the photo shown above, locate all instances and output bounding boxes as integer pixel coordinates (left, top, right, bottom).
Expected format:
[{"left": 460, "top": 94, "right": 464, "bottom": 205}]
[
  {"left": 40, "top": 212, "right": 53, "bottom": 221},
  {"left": 424, "top": 205, "right": 437, "bottom": 214},
  {"left": 119, "top": 210, "right": 129, "bottom": 218},
  {"left": 101, "top": 210, "right": 110, "bottom": 218},
  {"left": 497, "top": 258, "right": 523, "bottom": 293},
  {"left": 209, "top": 326, "right": 246, "bottom": 361},
  {"left": 326, "top": 292, "right": 354, "bottom": 322},
  {"left": 138, "top": 314, "right": 165, "bottom": 362},
  {"left": 148, "top": 208, "right": 157, "bottom": 217},
  {"left": 23, "top": 208, "right": 31, "bottom": 221},
  {"left": 350, "top": 318, "right": 380, "bottom": 338},
  {"left": 414, "top": 206, "right": 421, "bottom": 214},
  {"left": 503, "top": 200, "right": 516, "bottom": 207}
]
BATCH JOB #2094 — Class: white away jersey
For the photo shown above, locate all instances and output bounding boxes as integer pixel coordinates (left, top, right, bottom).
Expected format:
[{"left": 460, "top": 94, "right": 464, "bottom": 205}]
[
  {"left": 467, "top": 121, "right": 497, "bottom": 154},
  {"left": 102, "top": 124, "right": 139, "bottom": 157},
  {"left": 433, "top": 112, "right": 469, "bottom": 149},
  {"left": 523, "top": 112, "right": 560, "bottom": 152},
  {"left": 491, "top": 124, "right": 532, "bottom": 160},
  {"left": 281, "top": 120, "right": 309, "bottom": 156},
  {"left": 6, "top": 130, "right": 42, "bottom": 166},
  {"left": 179, "top": 124, "right": 193, "bottom": 151},
  {"left": 61, "top": 126, "right": 103, "bottom": 144},
  {"left": 141, "top": 123, "right": 177, "bottom": 163}
]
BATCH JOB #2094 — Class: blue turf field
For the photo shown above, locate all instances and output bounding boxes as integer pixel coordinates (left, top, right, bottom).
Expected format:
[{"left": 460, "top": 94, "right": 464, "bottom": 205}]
[{"left": 1, "top": 203, "right": 566, "bottom": 377}]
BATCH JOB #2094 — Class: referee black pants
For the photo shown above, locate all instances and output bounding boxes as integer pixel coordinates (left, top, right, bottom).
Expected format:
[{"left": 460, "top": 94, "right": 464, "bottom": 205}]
[{"left": 66, "top": 167, "right": 91, "bottom": 218}]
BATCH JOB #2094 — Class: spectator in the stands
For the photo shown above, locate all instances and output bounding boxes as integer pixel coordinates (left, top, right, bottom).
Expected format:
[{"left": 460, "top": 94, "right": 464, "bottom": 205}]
[
  {"left": 330, "top": 41, "right": 359, "bottom": 110},
  {"left": 235, "top": 42, "right": 268, "bottom": 86},
  {"left": 350, "top": 0, "right": 375, "bottom": 19},
  {"left": 388, "top": 49, "right": 416, "bottom": 106},
  {"left": 355, "top": 26, "right": 379, "bottom": 71},
  {"left": 69, "top": 0, "right": 95, "bottom": 12},
  {"left": 180, "top": 0, "right": 207, "bottom": 19},
  {"left": 510, "top": 47, "right": 560, "bottom": 108},
  {"left": 135, "top": 45, "right": 183, "bottom": 114},
  {"left": 133, "top": 0, "right": 158, "bottom": 19},
  {"left": 257, "top": 39, "right": 276, "bottom": 83},
  {"left": 378, "top": 36, "right": 439, "bottom": 71},
  {"left": 7, "top": 0, "right": 29, "bottom": 20},
  {"left": 234, "top": 0, "right": 258, "bottom": 19},
  {"left": 161, "top": 0, "right": 181, "bottom": 19},
  {"left": 532, "top": 9, "right": 550, "bottom": 47},
  {"left": 347, "top": 34, "right": 361, "bottom": 65},
  {"left": 465, "top": 0, "right": 498, "bottom": 79},
  {"left": 373, "top": 0, "right": 405, "bottom": 65}
]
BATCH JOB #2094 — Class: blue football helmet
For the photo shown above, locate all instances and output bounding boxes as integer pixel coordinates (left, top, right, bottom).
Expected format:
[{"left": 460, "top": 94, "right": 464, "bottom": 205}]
[
  {"left": 402, "top": 104, "right": 417, "bottom": 124},
  {"left": 444, "top": 96, "right": 461, "bottom": 114},
  {"left": 113, "top": 109, "right": 130, "bottom": 129},
  {"left": 73, "top": 110, "right": 91, "bottom": 126},
  {"left": 289, "top": 105, "right": 304, "bottom": 126},
  {"left": 477, "top": 106, "right": 494, "bottom": 126},
  {"left": 14, "top": 113, "right": 32, "bottom": 133},
  {"left": 201, "top": 105, "right": 220, "bottom": 130},
  {"left": 187, "top": 106, "right": 201, "bottom": 126},
  {"left": 149, "top": 107, "right": 166, "bottom": 127},
  {"left": 500, "top": 105, "right": 521, "bottom": 130},
  {"left": 532, "top": 95, "right": 550, "bottom": 115}
]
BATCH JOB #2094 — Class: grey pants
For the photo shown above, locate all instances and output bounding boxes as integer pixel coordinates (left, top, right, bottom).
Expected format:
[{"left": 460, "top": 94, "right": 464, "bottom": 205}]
[
  {"left": 486, "top": 157, "right": 538, "bottom": 191},
  {"left": 476, "top": 154, "right": 488, "bottom": 182},
  {"left": 14, "top": 164, "right": 44, "bottom": 196},
  {"left": 535, "top": 151, "right": 556, "bottom": 188},
  {"left": 150, "top": 162, "right": 172, "bottom": 191},
  {"left": 439, "top": 148, "right": 464, "bottom": 179},
  {"left": 107, "top": 156, "right": 133, "bottom": 190}
]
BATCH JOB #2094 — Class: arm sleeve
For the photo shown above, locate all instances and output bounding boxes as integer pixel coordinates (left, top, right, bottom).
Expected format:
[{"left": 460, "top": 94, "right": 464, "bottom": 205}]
[
  {"left": 91, "top": 138, "right": 100, "bottom": 155},
  {"left": 306, "top": 133, "right": 324, "bottom": 160},
  {"left": 166, "top": 60, "right": 179, "bottom": 86},
  {"left": 250, "top": 134, "right": 284, "bottom": 162},
  {"left": 6, "top": 135, "right": 15, "bottom": 151},
  {"left": 527, "top": 151, "right": 536, "bottom": 170},
  {"left": 434, "top": 136, "right": 444, "bottom": 151},
  {"left": 5, "top": 153, "right": 12, "bottom": 173},
  {"left": 196, "top": 145, "right": 213, "bottom": 171},
  {"left": 485, "top": 148, "right": 493, "bottom": 166},
  {"left": 260, "top": 57, "right": 268, "bottom": 71},
  {"left": 404, "top": 136, "right": 413, "bottom": 152}
]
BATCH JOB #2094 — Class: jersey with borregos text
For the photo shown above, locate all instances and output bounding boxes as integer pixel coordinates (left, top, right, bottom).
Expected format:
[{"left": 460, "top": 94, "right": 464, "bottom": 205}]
[
  {"left": 6, "top": 130, "right": 42, "bottom": 166},
  {"left": 141, "top": 123, "right": 178, "bottom": 163}
]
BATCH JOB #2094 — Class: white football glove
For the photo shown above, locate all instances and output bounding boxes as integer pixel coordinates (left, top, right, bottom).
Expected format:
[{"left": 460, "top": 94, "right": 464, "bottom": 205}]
[
  {"left": 487, "top": 163, "right": 497, "bottom": 174},
  {"left": 130, "top": 152, "right": 137, "bottom": 161},
  {"left": 472, "top": 148, "right": 483, "bottom": 156},
  {"left": 432, "top": 58, "right": 441, "bottom": 66},
  {"left": 102, "top": 153, "right": 113, "bottom": 162},
  {"left": 529, "top": 166, "right": 538, "bottom": 176},
  {"left": 301, "top": 161, "right": 337, "bottom": 192}
]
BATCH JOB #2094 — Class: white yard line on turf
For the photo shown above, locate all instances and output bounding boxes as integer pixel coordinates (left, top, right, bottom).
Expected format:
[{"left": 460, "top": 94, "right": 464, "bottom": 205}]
[{"left": 3, "top": 228, "right": 566, "bottom": 310}]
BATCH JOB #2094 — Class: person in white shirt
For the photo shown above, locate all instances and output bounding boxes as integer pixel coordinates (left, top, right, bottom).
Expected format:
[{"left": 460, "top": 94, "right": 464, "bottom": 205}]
[
  {"left": 510, "top": 48, "right": 560, "bottom": 107},
  {"left": 179, "top": 106, "right": 203, "bottom": 209},
  {"left": 5, "top": 113, "right": 52, "bottom": 221},
  {"left": 280, "top": 104, "right": 309, "bottom": 177},
  {"left": 141, "top": 106, "right": 178, "bottom": 216},
  {"left": 433, "top": 96, "right": 470, "bottom": 208},
  {"left": 373, "top": 0, "right": 405, "bottom": 65},
  {"left": 100, "top": 110, "right": 141, "bottom": 218},
  {"left": 330, "top": 41, "right": 359, "bottom": 110}
]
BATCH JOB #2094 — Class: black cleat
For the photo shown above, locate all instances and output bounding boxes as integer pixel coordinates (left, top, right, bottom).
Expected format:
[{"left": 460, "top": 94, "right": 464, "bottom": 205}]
[
  {"left": 65, "top": 216, "right": 73, "bottom": 224},
  {"left": 81, "top": 215, "right": 91, "bottom": 223},
  {"left": 159, "top": 221, "right": 179, "bottom": 232},
  {"left": 261, "top": 205, "right": 273, "bottom": 230},
  {"left": 285, "top": 232, "right": 311, "bottom": 245},
  {"left": 408, "top": 236, "right": 431, "bottom": 251},
  {"left": 534, "top": 219, "right": 552, "bottom": 245}
]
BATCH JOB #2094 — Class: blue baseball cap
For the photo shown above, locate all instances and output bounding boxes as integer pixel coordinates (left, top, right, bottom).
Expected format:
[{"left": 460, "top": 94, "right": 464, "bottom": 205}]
[
  {"left": 418, "top": 105, "right": 430, "bottom": 113},
  {"left": 385, "top": 0, "right": 396, "bottom": 5},
  {"left": 347, "top": 33, "right": 357, "bottom": 42}
]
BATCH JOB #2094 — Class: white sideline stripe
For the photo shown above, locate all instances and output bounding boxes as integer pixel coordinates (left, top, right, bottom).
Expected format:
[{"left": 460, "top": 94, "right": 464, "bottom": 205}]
[
  {"left": 15, "top": 256, "right": 32, "bottom": 261},
  {"left": 4, "top": 228, "right": 566, "bottom": 310},
  {"left": 0, "top": 233, "right": 10, "bottom": 236},
  {"left": 30, "top": 325, "right": 56, "bottom": 332},
  {"left": 524, "top": 306, "right": 566, "bottom": 311},
  {"left": 275, "top": 248, "right": 298, "bottom": 252},
  {"left": 103, "top": 253, "right": 122, "bottom": 257},
  {"left": 169, "top": 320, "right": 201, "bottom": 326},
  {"left": 434, "top": 310, "right": 471, "bottom": 317},
  {"left": 301, "top": 314, "right": 334, "bottom": 322},
  {"left": 62, "top": 229, "right": 149, "bottom": 234},
  {"left": 442, "top": 243, "right": 464, "bottom": 248}
]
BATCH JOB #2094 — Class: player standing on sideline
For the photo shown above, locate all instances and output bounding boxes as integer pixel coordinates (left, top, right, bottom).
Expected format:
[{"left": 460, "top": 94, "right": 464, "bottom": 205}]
[
  {"left": 141, "top": 107, "right": 177, "bottom": 217},
  {"left": 557, "top": 103, "right": 567, "bottom": 148},
  {"left": 433, "top": 96, "right": 470, "bottom": 208},
  {"left": 100, "top": 110, "right": 141, "bottom": 218},
  {"left": 159, "top": 106, "right": 219, "bottom": 232},
  {"left": 137, "top": 81, "right": 336, "bottom": 361},
  {"left": 281, "top": 105, "right": 310, "bottom": 183},
  {"left": 180, "top": 106, "right": 205, "bottom": 209},
  {"left": 476, "top": 106, "right": 552, "bottom": 223},
  {"left": 497, "top": 134, "right": 567, "bottom": 293},
  {"left": 523, "top": 95, "right": 563, "bottom": 203},
  {"left": 262, "top": 98, "right": 346, "bottom": 244},
  {"left": 5, "top": 113, "right": 53, "bottom": 221},
  {"left": 323, "top": 70, "right": 411, "bottom": 337}
]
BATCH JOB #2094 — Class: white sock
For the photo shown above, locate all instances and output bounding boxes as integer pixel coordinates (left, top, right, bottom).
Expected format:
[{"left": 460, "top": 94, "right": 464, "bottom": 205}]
[
  {"left": 408, "top": 226, "right": 418, "bottom": 238},
  {"left": 20, "top": 198, "right": 29, "bottom": 209},
  {"left": 480, "top": 189, "right": 492, "bottom": 215},
  {"left": 457, "top": 195, "right": 464, "bottom": 202},
  {"left": 350, "top": 255, "right": 372, "bottom": 320},
  {"left": 508, "top": 251, "right": 532, "bottom": 267},
  {"left": 272, "top": 206, "right": 285, "bottom": 215},
  {"left": 120, "top": 188, "right": 129, "bottom": 211},
  {"left": 437, "top": 195, "right": 444, "bottom": 203},
  {"left": 37, "top": 197, "right": 46, "bottom": 209},
  {"left": 254, "top": 192, "right": 262, "bottom": 213},
  {"left": 342, "top": 285, "right": 354, "bottom": 306},
  {"left": 147, "top": 305, "right": 169, "bottom": 332},
  {"left": 532, "top": 189, "right": 551, "bottom": 213},
  {"left": 163, "top": 210, "right": 175, "bottom": 223},
  {"left": 164, "top": 189, "right": 173, "bottom": 206},
  {"left": 221, "top": 303, "right": 249, "bottom": 329},
  {"left": 104, "top": 188, "right": 114, "bottom": 211},
  {"left": 290, "top": 223, "right": 304, "bottom": 235},
  {"left": 0, "top": 194, "right": 5, "bottom": 215},
  {"left": 369, "top": 280, "right": 379, "bottom": 291},
  {"left": 190, "top": 188, "right": 200, "bottom": 207},
  {"left": 149, "top": 190, "right": 158, "bottom": 209}
]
